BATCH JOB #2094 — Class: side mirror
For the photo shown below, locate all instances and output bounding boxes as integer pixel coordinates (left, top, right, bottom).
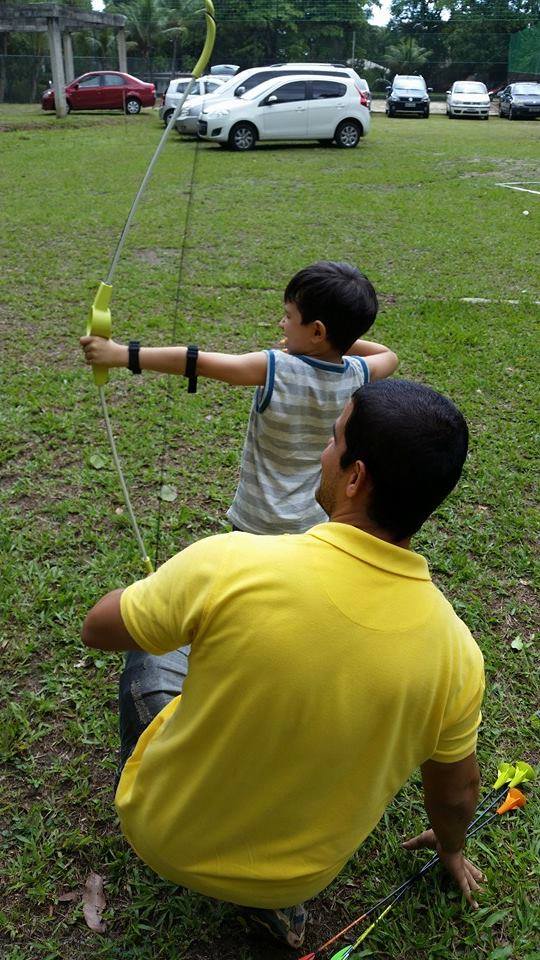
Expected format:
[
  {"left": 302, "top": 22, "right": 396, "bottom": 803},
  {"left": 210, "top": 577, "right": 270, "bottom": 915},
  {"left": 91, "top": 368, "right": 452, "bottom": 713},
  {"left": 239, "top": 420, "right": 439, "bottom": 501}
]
[
  {"left": 266, "top": 94, "right": 278, "bottom": 105},
  {"left": 73, "top": 83, "right": 79, "bottom": 90},
  {"left": 427, "top": 87, "right": 433, "bottom": 92},
  {"left": 386, "top": 85, "right": 392, "bottom": 92},
  {"left": 446, "top": 90, "right": 451, "bottom": 95},
  {"left": 234, "top": 85, "right": 246, "bottom": 97}
]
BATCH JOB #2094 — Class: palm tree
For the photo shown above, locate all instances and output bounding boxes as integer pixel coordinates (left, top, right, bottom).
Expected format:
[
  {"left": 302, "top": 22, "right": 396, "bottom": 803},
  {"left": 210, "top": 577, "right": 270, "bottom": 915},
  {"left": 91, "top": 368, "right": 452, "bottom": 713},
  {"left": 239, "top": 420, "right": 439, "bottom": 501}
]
[
  {"left": 106, "top": 0, "right": 168, "bottom": 74},
  {"left": 161, "top": 0, "right": 205, "bottom": 74},
  {"left": 385, "top": 37, "right": 429, "bottom": 74}
]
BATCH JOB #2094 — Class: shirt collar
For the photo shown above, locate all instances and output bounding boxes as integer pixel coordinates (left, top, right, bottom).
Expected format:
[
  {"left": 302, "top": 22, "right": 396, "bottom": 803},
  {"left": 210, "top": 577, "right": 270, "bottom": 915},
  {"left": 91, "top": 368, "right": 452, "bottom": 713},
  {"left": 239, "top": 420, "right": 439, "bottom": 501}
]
[{"left": 308, "top": 522, "right": 431, "bottom": 581}]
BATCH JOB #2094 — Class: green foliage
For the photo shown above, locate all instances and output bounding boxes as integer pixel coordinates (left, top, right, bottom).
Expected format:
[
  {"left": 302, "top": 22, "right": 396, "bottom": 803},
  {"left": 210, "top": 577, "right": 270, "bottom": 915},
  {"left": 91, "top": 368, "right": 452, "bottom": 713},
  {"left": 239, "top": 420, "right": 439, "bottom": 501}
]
[
  {"left": 0, "top": 104, "right": 539, "bottom": 959},
  {"left": 384, "top": 36, "right": 429, "bottom": 72}
]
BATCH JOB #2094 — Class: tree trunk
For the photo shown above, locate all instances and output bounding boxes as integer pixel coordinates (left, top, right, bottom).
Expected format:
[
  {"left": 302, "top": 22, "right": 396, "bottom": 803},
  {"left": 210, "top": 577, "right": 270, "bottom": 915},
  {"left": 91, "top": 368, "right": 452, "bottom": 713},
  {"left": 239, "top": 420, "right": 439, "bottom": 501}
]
[
  {"left": 0, "top": 33, "right": 7, "bottom": 103},
  {"left": 30, "top": 55, "right": 45, "bottom": 102}
]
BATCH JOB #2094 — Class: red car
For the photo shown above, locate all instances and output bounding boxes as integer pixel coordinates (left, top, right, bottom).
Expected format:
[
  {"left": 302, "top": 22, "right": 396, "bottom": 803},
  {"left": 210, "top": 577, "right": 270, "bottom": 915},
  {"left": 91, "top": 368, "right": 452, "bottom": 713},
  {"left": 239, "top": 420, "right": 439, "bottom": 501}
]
[{"left": 41, "top": 71, "right": 156, "bottom": 114}]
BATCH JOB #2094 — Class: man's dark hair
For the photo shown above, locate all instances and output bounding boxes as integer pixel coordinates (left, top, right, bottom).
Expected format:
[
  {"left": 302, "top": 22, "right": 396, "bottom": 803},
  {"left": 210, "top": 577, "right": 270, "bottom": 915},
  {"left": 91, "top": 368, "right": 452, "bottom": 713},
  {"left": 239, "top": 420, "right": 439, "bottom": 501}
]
[
  {"left": 341, "top": 380, "right": 469, "bottom": 540},
  {"left": 284, "top": 261, "right": 378, "bottom": 353}
]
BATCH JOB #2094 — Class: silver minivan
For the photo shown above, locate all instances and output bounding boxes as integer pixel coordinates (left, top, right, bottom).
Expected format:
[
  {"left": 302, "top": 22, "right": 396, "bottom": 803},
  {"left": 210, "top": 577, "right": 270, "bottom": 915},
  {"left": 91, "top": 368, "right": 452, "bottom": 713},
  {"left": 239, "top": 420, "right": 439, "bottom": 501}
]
[{"left": 159, "top": 75, "right": 227, "bottom": 125}]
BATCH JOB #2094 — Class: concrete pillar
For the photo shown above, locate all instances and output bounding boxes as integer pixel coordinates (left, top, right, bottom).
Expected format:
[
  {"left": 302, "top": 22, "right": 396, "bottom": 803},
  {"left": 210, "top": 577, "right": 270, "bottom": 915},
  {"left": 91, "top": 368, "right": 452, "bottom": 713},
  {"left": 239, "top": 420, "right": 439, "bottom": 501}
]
[
  {"left": 116, "top": 28, "right": 127, "bottom": 73},
  {"left": 47, "top": 16, "right": 67, "bottom": 117},
  {"left": 63, "top": 31, "right": 74, "bottom": 84}
]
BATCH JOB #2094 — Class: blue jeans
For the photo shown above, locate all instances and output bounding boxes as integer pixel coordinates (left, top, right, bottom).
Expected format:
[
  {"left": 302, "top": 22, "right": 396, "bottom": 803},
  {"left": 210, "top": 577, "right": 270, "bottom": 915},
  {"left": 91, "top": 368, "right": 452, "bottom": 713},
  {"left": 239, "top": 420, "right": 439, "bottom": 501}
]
[{"left": 117, "top": 646, "right": 191, "bottom": 779}]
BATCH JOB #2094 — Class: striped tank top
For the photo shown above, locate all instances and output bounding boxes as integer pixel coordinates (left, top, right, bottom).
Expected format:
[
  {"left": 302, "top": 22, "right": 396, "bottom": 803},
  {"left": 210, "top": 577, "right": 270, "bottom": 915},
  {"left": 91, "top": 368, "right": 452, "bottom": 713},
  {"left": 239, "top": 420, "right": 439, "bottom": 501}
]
[{"left": 227, "top": 350, "right": 370, "bottom": 534}]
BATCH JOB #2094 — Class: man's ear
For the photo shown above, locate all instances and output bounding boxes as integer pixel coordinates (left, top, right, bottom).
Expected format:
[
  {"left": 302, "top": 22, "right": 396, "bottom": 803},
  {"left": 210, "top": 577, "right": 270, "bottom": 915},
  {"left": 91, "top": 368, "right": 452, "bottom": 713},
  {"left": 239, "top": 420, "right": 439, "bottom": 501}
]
[{"left": 345, "top": 460, "right": 369, "bottom": 499}]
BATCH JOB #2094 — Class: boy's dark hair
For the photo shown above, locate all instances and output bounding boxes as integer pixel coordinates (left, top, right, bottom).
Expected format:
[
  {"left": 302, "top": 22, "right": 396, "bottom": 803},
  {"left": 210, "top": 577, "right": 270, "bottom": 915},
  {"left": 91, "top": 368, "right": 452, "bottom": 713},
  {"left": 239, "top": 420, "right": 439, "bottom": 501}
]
[
  {"left": 284, "top": 261, "right": 378, "bottom": 353},
  {"left": 341, "top": 380, "right": 469, "bottom": 541}
]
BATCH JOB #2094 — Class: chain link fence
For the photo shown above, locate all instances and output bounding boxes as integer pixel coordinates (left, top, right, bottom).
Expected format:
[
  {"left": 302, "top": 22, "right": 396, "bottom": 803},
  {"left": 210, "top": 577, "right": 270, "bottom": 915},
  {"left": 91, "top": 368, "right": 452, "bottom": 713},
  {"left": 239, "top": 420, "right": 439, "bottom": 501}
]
[{"left": 1, "top": 15, "right": 538, "bottom": 103}]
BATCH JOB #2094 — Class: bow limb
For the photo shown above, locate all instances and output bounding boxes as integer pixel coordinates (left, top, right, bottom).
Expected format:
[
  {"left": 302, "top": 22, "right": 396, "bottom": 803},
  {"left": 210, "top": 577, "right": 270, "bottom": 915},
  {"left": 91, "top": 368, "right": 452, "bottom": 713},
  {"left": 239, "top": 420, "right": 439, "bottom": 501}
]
[{"left": 86, "top": 2, "right": 216, "bottom": 574}]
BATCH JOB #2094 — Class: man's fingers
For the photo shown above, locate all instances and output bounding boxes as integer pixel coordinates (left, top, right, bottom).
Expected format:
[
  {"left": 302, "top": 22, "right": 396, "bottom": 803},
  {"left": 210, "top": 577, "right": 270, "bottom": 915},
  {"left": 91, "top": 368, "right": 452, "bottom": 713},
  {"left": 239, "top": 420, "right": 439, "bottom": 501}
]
[
  {"left": 402, "top": 830, "right": 436, "bottom": 851},
  {"left": 463, "top": 857, "right": 485, "bottom": 883},
  {"left": 458, "top": 863, "right": 485, "bottom": 908}
]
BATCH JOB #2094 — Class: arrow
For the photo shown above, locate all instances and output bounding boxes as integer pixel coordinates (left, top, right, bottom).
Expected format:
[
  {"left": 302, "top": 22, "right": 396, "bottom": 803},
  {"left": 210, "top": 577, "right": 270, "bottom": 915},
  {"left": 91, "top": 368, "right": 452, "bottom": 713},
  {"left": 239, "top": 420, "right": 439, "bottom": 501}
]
[{"left": 298, "top": 762, "right": 534, "bottom": 960}]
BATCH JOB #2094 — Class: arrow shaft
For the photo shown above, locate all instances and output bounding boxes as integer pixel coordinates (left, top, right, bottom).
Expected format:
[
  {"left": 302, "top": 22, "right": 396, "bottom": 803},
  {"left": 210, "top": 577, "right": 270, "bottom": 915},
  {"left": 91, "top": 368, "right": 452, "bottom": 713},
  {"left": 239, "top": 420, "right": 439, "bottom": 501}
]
[{"left": 315, "top": 787, "right": 517, "bottom": 958}]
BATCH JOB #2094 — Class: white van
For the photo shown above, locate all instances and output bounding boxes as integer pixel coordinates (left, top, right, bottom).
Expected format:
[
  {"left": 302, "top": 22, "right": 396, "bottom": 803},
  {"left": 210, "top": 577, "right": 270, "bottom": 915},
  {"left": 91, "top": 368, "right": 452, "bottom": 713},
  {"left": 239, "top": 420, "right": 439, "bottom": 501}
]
[
  {"left": 176, "top": 62, "right": 370, "bottom": 134},
  {"left": 159, "top": 75, "right": 227, "bottom": 125}
]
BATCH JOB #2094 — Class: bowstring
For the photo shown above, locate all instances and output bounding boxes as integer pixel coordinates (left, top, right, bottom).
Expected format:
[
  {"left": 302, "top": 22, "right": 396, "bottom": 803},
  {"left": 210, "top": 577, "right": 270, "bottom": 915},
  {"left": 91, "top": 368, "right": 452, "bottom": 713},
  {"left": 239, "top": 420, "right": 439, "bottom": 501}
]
[{"left": 153, "top": 99, "right": 206, "bottom": 568}]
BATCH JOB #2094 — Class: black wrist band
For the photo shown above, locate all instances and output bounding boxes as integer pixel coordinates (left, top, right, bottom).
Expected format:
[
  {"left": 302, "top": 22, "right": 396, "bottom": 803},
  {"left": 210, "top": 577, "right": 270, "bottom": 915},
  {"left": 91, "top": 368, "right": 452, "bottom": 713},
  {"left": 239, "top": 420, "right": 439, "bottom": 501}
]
[
  {"left": 185, "top": 344, "right": 199, "bottom": 394},
  {"left": 128, "top": 340, "right": 141, "bottom": 375}
]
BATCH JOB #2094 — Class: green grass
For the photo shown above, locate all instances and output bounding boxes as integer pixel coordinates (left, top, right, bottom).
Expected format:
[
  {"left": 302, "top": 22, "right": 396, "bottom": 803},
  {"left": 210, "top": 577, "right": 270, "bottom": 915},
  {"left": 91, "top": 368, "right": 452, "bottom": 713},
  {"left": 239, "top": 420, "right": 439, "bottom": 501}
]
[{"left": 1, "top": 106, "right": 539, "bottom": 960}]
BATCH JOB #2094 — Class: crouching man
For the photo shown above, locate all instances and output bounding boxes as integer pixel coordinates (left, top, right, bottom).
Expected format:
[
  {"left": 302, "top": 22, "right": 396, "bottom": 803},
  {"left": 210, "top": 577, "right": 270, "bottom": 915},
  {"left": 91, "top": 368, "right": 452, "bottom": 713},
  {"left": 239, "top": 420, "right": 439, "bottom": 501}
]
[{"left": 83, "top": 380, "right": 484, "bottom": 948}]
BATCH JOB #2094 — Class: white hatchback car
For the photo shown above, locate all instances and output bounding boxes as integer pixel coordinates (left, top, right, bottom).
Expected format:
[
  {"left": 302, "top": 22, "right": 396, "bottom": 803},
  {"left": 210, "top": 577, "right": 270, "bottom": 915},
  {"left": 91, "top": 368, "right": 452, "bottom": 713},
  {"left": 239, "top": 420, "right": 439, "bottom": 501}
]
[
  {"left": 159, "top": 75, "right": 227, "bottom": 125},
  {"left": 176, "top": 62, "right": 370, "bottom": 138},
  {"left": 446, "top": 81, "right": 490, "bottom": 119},
  {"left": 198, "top": 75, "right": 371, "bottom": 150}
]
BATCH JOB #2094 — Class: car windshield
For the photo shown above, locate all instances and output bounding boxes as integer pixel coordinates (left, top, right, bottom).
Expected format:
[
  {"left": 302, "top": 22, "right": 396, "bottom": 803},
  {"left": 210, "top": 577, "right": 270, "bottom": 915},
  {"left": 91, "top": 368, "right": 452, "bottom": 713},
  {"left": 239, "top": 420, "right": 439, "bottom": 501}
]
[
  {"left": 513, "top": 83, "right": 540, "bottom": 95},
  {"left": 453, "top": 82, "right": 487, "bottom": 94},
  {"left": 394, "top": 78, "right": 425, "bottom": 90}
]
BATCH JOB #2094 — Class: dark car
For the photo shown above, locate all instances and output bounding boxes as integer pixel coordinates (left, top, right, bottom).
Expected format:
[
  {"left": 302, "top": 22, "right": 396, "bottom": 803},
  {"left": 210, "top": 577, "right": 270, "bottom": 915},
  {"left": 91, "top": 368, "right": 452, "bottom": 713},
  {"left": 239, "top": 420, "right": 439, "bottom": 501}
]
[
  {"left": 386, "top": 74, "right": 432, "bottom": 118},
  {"left": 42, "top": 71, "right": 156, "bottom": 114},
  {"left": 497, "top": 82, "right": 540, "bottom": 120}
]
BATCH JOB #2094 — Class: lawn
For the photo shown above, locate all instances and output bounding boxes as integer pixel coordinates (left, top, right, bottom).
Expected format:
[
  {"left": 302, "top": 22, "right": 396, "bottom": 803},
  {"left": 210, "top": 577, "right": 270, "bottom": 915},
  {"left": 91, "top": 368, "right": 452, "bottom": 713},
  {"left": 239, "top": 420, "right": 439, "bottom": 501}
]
[{"left": 0, "top": 104, "right": 539, "bottom": 960}]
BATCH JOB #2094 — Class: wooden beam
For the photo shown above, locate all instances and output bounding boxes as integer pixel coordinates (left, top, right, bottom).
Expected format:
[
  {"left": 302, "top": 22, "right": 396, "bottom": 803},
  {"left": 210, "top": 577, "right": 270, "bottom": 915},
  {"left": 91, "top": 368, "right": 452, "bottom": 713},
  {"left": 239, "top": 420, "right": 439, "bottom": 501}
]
[
  {"left": 0, "top": 5, "right": 126, "bottom": 32},
  {"left": 47, "top": 14, "right": 67, "bottom": 117}
]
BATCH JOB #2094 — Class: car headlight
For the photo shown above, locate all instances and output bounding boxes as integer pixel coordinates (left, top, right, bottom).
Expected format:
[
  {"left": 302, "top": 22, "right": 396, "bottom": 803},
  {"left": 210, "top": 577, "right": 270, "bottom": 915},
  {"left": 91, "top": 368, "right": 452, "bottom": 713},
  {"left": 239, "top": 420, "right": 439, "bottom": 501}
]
[
  {"left": 421, "top": 96, "right": 429, "bottom": 101},
  {"left": 207, "top": 108, "right": 230, "bottom": 118},
  {"left": 188, "top": 106, "right": 200, "bottom": 116}
]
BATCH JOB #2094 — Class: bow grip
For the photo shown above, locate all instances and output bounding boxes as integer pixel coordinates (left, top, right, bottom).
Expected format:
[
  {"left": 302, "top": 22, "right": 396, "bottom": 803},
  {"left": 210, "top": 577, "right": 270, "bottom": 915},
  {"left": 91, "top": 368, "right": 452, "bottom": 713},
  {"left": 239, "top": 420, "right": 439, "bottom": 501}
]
[{"left": 87, "top": 281, "right": 113, "bottom": 386}]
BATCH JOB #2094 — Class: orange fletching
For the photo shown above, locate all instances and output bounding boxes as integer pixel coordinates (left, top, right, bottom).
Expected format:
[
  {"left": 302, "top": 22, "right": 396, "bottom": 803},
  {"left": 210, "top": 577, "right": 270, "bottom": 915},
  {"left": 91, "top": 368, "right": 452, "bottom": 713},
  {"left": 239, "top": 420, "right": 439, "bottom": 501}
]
[{"left": 496, "top": 787, "right": 526, "bottom": 814}]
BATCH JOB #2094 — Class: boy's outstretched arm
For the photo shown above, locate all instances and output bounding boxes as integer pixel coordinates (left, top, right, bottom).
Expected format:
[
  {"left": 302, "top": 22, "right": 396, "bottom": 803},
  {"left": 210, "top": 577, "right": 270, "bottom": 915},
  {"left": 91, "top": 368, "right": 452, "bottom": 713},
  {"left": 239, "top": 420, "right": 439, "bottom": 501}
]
[
  {"left": 345, "top": 338, "right": 399, "bottom": 382},
  {"left": 80, "top": 337, "right": 268, "bottom": 387}
]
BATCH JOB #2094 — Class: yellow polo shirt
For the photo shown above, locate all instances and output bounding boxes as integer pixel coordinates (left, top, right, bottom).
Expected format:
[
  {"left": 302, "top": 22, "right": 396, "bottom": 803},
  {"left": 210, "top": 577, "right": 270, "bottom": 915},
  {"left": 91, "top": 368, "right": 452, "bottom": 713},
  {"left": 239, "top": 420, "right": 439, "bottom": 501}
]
[{"left": 116, "top": 524, "right": 484, "bottom": 908}]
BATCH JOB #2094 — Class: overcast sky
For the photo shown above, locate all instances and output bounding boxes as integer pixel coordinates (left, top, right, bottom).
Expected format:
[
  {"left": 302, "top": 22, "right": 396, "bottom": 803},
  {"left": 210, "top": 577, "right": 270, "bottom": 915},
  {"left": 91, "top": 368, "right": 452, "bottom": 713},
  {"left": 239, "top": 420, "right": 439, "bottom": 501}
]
[{"left": 369, "top": 1, "right": 392, "bottom": 26}]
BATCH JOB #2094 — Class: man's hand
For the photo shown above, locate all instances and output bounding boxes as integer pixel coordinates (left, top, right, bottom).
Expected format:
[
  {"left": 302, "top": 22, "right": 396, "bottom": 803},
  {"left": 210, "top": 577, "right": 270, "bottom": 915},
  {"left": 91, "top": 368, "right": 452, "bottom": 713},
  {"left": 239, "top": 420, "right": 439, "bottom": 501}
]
[
  {"left": 403, "top": 828, "right": 485, "bottom": 908},
  {"left": 80, "top": 335, "right": 128, "bottom": 369}
]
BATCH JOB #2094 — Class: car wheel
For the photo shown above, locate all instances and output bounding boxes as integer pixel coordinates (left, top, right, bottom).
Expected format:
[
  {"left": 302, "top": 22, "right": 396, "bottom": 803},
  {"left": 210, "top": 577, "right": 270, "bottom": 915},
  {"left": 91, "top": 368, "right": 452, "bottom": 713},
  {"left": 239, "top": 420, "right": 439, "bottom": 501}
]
[
  {"left": 387, "top": 107, "right": 395, "bottom": 117},
  {"left": 125, "top": 97, "right": 142, "bottom": 115},
  {"left": 423, "top": 107, "right": 430, "bottom": 118},
  {"left": 163, "top": 108, "right": 174, "bottom": 125},
  {"left": 509, "top": 106, "right": 516, "bottom": 120},
  {"left": 335, "top": 120, "right": 361, "bottom": 148},
  {"left": 229, "top": 122, "right": 256, "bottom": 151}
]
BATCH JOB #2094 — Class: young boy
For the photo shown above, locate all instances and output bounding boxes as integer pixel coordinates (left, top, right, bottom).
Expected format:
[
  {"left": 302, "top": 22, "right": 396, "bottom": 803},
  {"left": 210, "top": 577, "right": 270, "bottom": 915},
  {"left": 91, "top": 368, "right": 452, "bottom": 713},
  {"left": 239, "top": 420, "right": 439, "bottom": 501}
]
[{"left": 81, "top": 261, "right": 398, "bottom": 534}]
